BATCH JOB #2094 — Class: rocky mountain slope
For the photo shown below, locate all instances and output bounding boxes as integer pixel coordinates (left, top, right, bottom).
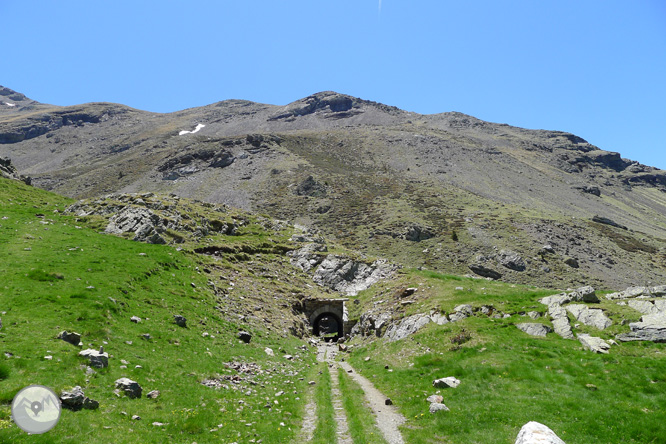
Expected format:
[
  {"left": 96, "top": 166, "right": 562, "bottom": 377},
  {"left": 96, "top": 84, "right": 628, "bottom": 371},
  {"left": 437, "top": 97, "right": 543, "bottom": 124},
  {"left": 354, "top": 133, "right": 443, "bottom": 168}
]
[{"left": 2, "top": 85, "right": 666, "bottom": 290}]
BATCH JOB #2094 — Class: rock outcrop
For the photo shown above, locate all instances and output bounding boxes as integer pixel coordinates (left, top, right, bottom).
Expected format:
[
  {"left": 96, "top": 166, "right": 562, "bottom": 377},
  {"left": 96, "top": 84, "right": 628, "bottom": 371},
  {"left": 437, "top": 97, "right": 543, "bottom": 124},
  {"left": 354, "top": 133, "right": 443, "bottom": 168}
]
[
  {"left": 548, "top": 304, "right": 574, "bottom": 339},
  {"left": 616, "top": 313, "right": 666, "bottom": 343},
  {"left": 312, "top": 255, "right": 396, "bottom": 296},
  {"left": 384, "top": 313, "right": 431, "bottom": 342},
  {"left": 0, "top": 157, "right": 31, "bottom": 184},
  {"left": 566, "top": 305, "right": 612, "bottom": 330}
]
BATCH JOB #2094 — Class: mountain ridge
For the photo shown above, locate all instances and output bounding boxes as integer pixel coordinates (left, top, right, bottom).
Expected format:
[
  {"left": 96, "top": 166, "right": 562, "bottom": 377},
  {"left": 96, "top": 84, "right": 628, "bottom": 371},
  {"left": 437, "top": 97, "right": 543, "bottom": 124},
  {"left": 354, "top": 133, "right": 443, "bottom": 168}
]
[{"left": 1, "top": 85, "right": 665, "bottom": 289}]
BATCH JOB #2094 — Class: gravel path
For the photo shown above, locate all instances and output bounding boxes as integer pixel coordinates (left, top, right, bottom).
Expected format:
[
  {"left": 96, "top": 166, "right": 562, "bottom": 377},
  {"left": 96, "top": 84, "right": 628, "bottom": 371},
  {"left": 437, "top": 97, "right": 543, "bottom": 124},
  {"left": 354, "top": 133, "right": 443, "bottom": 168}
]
[
  {"left": 338, "top": 360, "right": 406, "bottom": 444},
  {"left": 313, "top": 343, "right": 406, "bottom": 444}
]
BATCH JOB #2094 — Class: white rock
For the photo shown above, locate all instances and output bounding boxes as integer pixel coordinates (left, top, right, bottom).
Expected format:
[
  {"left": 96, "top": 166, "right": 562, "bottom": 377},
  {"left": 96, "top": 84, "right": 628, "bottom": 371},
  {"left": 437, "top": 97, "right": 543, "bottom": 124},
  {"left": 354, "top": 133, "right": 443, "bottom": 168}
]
[
  {"left": 429, "top": 402, "right": 449, "bottom": 413},
  {"left": 433, "top": 377, "right": 460, "bottom": 388},
  {"left": 515, "top": 421, "right": 566, "bottom": 444},
  {"left": 577, "top": 333, "right": 611, "bottom": 354}
]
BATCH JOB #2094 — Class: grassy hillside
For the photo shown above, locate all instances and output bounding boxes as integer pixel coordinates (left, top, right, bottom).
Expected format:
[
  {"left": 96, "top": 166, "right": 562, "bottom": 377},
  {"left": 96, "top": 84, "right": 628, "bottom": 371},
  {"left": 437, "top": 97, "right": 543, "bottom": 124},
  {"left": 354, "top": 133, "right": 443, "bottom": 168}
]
[
  {"left": 345, "top": 269, "right": 666, "bottom": 443},
  {"left": 0, "top": 178, "right": 320, "bottom": 443},
  {"left": 2, "top": 177, "right": 666, "bottom": 443}
]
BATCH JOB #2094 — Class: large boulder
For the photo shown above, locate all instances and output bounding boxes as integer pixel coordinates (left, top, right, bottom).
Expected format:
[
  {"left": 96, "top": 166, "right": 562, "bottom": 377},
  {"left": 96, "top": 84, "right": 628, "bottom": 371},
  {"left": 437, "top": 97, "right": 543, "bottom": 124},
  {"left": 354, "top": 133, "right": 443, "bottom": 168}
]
[
  {"left": 516, "top": 323, "right": 552, "bottom": 337},
  {"left": 57, "top": 330, "right": 82, "bottom": 347},
  {"left": 568, "top": 286, "right": 599, "bottom": 303},
  {"left": 515, "top": 421, "right": 566, "bottom": 444},
  {"left": 60, "top": 386, "right": 99, "bottom": 411},
  {"left": 115, "top": 378, "right": 142, "bottom": 399},
  {"left": 566, "top": 305, "right": 612, "bottom": 330},
  {"left": 79, "top": 348, "right": 109, "bottom": 368}
]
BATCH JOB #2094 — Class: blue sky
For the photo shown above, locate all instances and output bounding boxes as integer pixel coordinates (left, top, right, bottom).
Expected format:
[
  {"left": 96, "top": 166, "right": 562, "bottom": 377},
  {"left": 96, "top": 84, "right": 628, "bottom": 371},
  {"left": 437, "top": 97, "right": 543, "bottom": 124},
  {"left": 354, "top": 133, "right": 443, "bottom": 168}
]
[{"left": 2, "top": 1, "right": 665, "bottom": 169}]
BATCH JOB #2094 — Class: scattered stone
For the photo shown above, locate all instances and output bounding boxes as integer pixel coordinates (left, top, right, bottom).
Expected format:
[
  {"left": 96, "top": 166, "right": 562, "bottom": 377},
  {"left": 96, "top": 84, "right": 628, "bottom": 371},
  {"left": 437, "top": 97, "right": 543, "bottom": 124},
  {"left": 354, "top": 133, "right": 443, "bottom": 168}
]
[
  {"left": 338, "top": 344, "right": 348, "bottom": 352},
  {"left": 566, "top": 305, "right": 612, "bottom": 330},
  {"left": 586, "top": 384, "right": 598, "bottom": 391},
  {"left": 429, "top": 402, "right": 450, "bottom": 413},
  {"left": 364, "top": 357, "right": 371, "bottom": 362},
  {"left": 146, "top": 390, "right": 160, "bottom": 399},
  {"left": 141, "top": 333, "right": 152, "bottom": 340},
  {"left": 385, "top": 398, "right": 393, "bottom": 405},
  {"left": 516, "top": 323, "right": 552, "bottom": 337},
  {"left": 173, "top": 314, "right": 187, "bottom": 327},
  {"left": 433, "top": 377, "right": 460, "bottom": 388},
  {"left": 57, "top": 330, "right": 82, "bottom": 347},
  {"left": 264, "top": 347, "right": 274, "bottom": 356},
  {"left": 527, "top": 311, "right": 541, "bottom": 320},
  {"left": 515, "top": 421, "right": 565, "bottom": 444},
  {"left": 237, "top": 331, "right": 252, "bottom": 343},
  {"left": 152, "top": 422, "right": 165, "bottom": 427},
  {"left": 132, "top": 415, "right": 141, "bottom": 421},
  {"left": 78, "top": 348, "right": 109, "bottom": 368},
  {"left": 115, "top": 378, "right": 142, "bottom": 399},
  {"left": 44, "top": 355, "right": 53, "bottom": 360},
  {"left": 426, "top": 395, "right": 443, "bottom": 403},
  {"left": 578, "top": 333, "right": 611, "bottom": 354},
  {"left": 284, "top": 355, "right": 294, "bottom": 360},
  {"left": 130, "top": 316, "right": 141, "bottom": 323},
  {"left": 60, "top": 386, "right": 99, "bottom": 411}
]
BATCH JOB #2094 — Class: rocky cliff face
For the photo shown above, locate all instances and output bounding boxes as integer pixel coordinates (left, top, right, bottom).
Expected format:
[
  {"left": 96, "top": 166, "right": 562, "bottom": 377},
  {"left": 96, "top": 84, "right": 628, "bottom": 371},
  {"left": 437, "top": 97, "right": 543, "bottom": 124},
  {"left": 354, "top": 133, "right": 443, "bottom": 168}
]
[{"left": 2, "top": 86, "right": 665, "bottom": 289}]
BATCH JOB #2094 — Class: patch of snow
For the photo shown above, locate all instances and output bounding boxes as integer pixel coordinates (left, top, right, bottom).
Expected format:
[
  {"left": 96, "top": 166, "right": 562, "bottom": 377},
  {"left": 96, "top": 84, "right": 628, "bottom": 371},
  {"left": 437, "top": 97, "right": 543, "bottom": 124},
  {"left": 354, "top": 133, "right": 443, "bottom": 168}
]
[
  {"left": 4, "top": 102, "right": 16, "bottom": 107},
  {"left": 179, "top": 123, "right": 205, "bottom": 136}
]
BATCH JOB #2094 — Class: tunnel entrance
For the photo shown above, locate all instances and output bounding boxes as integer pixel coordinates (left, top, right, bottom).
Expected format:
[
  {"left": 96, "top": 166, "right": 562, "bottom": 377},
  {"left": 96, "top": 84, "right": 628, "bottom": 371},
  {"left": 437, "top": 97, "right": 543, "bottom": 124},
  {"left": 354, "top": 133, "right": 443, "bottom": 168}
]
[
  {"left": 302, "top": 298, "right": 349, "bottom": 341},
  {"left": 313, "top": 313, "right": 343, "bottom": 342}
]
